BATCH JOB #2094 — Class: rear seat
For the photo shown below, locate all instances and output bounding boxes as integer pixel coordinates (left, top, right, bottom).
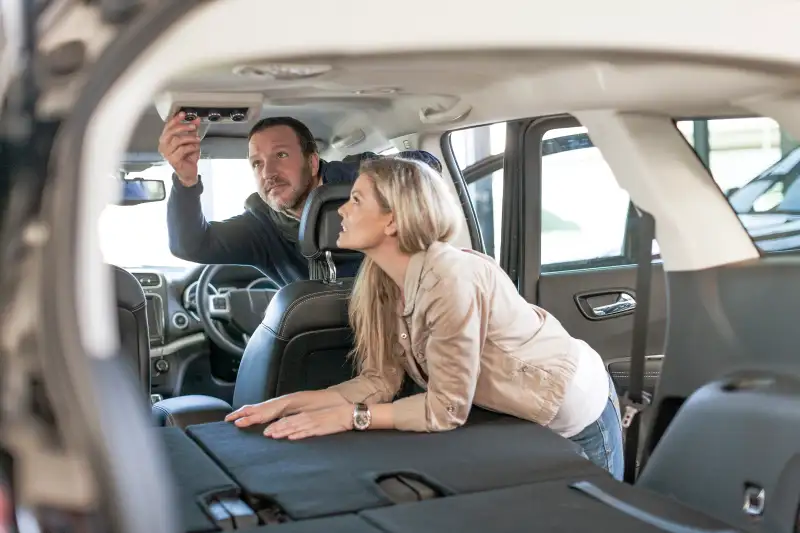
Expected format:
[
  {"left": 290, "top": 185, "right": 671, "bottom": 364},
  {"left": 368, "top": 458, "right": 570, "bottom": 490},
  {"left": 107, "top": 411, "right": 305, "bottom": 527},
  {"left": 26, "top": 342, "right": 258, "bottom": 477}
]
[
  {"left": 224, "top": 516, "right": 381, "bottom": 533},
  {"left": 360, "top": 475, "right": 737, "bottom": 533},
  {"left": 158, "top": 393, "right": 745, "bottom": 533},
  {"left": 160, "top": 427, "right": 252, "bottom": 532},
  {"left": 183, "top": 408, "right": 606, "bottom": 521}
]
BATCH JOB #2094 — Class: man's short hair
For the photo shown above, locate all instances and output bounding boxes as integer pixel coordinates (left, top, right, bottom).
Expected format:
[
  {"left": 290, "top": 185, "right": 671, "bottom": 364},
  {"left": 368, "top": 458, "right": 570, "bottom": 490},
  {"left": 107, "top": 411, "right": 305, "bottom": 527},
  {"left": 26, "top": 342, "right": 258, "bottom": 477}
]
[{"left": 248, "top": 117, "right": 318, "bottom": 157}]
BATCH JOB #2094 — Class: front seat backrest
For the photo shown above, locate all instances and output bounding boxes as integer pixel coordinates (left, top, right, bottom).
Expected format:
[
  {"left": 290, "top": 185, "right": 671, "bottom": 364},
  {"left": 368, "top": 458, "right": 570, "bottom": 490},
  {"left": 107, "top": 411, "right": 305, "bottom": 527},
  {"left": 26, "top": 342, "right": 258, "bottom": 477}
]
[
  {"left": 231, "top": 183, "right": 362, "bottom": 409},
  {"left": 113, "top": 265, "right": 151, "bottom": 397}
]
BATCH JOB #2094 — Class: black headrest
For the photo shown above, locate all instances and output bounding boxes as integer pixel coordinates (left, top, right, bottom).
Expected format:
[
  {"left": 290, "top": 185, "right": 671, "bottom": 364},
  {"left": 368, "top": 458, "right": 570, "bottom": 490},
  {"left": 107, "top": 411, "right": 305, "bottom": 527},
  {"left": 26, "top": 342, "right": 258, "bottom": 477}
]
[{"left": 299, "top": 183, "right": 360, "bottom": 260}]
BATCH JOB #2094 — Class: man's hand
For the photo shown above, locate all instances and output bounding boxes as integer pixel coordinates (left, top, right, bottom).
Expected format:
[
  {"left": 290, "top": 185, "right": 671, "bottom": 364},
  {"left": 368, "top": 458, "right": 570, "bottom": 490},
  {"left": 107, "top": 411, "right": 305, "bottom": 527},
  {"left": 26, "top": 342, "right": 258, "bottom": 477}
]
[
  {"left": 158, "top": 111, "right": 201, "bottom": 186},
  {"left": 263, "top": 405, "right": 353, "bottom": 440},
  {"left": 224, "top": 397, "right": 289, "bottom": 428}
]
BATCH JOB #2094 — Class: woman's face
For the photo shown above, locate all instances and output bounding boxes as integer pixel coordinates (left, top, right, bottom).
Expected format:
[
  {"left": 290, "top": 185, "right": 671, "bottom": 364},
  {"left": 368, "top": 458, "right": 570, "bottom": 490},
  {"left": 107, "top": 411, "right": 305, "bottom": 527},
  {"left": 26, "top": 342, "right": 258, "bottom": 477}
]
[{"left": 337, "top": 174, "right": 395, "bottom": 251}]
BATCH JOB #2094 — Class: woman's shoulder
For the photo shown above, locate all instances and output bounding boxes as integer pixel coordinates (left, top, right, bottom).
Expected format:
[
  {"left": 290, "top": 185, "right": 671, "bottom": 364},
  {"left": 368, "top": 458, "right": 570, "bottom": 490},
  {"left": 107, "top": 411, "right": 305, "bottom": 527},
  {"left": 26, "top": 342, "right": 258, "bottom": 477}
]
[{"left": 421, "top": 242, "right": 499, "bottom": 290}]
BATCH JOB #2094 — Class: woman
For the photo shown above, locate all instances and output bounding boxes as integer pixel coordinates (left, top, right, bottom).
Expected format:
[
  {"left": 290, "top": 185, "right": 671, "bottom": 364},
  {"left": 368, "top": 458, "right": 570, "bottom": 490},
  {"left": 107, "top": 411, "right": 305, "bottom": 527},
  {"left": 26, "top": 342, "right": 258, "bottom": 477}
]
[{"left": 225, "top": 157, "right": 624, "bottom": 479}]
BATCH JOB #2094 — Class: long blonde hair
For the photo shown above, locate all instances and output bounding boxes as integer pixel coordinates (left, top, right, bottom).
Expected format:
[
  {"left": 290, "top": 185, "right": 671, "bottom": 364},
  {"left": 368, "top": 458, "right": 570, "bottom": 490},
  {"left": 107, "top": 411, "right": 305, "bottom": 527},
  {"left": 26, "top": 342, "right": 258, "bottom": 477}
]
[{"left": 349, "top": 157, "right": 461, "bottom": 379}]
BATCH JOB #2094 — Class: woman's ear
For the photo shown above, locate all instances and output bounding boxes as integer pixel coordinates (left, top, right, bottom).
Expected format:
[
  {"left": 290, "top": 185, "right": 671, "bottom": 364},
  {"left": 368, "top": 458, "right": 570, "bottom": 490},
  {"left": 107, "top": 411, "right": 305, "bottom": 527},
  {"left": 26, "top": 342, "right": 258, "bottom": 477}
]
[{"left": 384, "top": 215, "right": 398, "bottom": 237}]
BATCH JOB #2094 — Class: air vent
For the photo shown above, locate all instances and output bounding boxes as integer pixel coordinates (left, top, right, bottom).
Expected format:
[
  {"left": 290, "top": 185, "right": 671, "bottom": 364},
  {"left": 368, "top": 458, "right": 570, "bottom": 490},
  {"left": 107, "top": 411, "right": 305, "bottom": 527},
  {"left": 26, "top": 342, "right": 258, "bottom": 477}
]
[{"left": 135, "top": 273, "right": 161, "bottom": 288}]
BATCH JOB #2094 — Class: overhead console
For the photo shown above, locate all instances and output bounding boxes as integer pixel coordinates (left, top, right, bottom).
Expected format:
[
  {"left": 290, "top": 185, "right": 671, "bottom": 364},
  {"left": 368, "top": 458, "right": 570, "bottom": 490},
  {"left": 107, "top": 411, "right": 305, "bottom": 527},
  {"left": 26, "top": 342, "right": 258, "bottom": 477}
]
[{"left": 154, "top": 91, "right": 264, "bottom": 124}]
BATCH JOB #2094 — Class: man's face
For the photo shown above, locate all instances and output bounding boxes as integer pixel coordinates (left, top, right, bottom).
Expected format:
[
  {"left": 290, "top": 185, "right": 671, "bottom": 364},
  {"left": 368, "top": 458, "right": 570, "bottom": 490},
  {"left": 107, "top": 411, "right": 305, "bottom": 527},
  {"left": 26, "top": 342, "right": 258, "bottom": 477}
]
[{"left": 248, "top": 125, "right": 319, "bottom": 213}]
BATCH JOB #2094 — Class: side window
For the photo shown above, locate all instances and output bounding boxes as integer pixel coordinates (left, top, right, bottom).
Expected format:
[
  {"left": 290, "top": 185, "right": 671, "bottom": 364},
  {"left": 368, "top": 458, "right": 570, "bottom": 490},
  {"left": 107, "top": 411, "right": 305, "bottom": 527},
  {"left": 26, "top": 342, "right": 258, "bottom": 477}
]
[
  {"left": 677, "top": 117, "right": 800, "bottom": 256},
  {"left": 540, "top": 117, "right": 800, "bottom": 269},
  {"left": 540, "top": 127, "right": 631, "bottom": 272},
  {"left": 449, "top": 123, "right": 506, "bottom": 260},
  {"left": 451, "top": 116, "right": 800, "bottom": 273}
]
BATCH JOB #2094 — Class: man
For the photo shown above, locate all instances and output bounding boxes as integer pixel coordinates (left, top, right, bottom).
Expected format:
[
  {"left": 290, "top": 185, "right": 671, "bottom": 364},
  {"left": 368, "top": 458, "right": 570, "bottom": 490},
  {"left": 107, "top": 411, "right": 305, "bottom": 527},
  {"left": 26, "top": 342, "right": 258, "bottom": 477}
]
[{"left": 159, "top": 113, "right": 441, "bottom": 286}]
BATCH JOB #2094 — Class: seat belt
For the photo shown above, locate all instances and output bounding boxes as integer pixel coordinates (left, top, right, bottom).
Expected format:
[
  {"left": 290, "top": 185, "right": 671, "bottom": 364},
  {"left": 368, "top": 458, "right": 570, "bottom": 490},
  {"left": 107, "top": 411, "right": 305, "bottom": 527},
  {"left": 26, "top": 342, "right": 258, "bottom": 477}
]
[{"left": 621, "top": 207, "right": 655, "bottom": 484}]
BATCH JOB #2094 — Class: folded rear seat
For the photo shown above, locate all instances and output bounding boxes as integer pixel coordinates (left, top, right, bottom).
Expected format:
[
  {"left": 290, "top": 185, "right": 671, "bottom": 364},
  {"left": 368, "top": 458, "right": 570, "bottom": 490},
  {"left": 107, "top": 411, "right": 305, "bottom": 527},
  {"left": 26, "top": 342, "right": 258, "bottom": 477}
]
[
  {"left": 185, "top": 409, "right": 607, "bottom": 521},
  {"left": 235, "top": 515, "right": 381, "bottom": 533},
  {"left": 159, "top": 427, "right": 251, "bottom": 532},
  {"left": 360, "top": 474, "right": 739, "bottom": 533}
]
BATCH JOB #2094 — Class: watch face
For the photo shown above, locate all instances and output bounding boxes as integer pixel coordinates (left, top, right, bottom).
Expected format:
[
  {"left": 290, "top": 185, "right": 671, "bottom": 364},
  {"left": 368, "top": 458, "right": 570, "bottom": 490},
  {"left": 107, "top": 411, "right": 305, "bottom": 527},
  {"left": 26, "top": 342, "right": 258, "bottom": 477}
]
[{"left": 354, "top": 405, "right": 370, "bottom": 430}]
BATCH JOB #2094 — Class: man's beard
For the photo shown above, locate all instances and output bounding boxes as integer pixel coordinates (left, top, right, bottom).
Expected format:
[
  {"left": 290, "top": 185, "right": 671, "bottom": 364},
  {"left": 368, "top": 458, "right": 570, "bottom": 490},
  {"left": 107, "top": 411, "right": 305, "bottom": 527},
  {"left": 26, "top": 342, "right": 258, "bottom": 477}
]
[{"left": 261, "top": 160, "right": 314, "bottom": 214}]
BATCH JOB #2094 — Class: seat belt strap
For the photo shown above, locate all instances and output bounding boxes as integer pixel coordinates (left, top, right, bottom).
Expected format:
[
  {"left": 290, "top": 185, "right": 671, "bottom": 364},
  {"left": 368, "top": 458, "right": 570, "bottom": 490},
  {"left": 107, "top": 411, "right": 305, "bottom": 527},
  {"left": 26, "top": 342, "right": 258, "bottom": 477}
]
[
  {"left": 622, "top": 207, "right": 655, "bottom": 484},
  {"left": 570, "top": 481, "right": 738, "bottom": 533}
]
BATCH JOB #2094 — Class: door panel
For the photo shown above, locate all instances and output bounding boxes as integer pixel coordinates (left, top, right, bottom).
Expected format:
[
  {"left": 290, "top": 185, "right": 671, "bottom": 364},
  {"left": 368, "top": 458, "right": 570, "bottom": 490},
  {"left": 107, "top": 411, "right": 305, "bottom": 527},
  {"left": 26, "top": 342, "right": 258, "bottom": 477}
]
[{"left": 537, "top": 263, "right": 667, "bottom": 397}]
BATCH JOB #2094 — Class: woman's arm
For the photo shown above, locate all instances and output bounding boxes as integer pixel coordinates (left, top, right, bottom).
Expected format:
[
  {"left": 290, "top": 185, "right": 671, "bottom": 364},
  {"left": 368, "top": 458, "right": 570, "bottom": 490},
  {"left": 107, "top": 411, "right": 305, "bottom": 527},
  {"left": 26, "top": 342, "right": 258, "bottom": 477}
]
[
  {"left": 364, "top": 403, "right": 396, "bottom": 430},
  {"left": 225, "top": 389, "right": 348, "bottom": 427},
  {"left": 281, "top": 389, "right": 348, "bottom": 416},
  {"left": 326, "top": 358, "right": 406, "bottom": 405},
  {"left": 281, "top": 389, "right": 350, "bottom": 415},
  {"left": 388, "top": 279, "right": 489, "bottom": 432}
]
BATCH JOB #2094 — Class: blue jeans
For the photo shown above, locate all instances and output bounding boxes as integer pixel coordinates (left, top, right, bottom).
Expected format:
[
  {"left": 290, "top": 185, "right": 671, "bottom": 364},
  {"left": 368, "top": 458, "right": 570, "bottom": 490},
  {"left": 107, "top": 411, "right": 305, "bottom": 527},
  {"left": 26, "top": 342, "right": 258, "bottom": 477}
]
[{"left": 568, "top": 375, "right": 625, "bottom": 480}]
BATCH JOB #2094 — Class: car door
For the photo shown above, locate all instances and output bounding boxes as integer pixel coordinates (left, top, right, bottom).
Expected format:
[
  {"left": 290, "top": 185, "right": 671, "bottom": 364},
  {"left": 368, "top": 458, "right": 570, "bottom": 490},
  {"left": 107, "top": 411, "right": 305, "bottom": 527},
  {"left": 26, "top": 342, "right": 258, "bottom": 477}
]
[{"left": 450, "top": 116, "right": 667, "bottom": 398}]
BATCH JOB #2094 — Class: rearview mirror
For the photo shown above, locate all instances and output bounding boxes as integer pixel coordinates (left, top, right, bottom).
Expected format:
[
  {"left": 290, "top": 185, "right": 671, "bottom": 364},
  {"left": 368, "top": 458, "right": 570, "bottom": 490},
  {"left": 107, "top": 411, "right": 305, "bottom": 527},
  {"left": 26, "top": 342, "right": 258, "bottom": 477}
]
[{"left": 120, "top": 178, "right": 166, "bottom": 206}]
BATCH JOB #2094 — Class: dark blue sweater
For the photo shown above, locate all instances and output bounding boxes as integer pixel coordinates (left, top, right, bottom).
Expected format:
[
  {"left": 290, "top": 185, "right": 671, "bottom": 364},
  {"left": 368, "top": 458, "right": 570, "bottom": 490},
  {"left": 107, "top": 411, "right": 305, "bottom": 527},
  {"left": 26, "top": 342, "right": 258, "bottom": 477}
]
[{"left": 167, "top": 160, "right": 363, "bottom": 286}]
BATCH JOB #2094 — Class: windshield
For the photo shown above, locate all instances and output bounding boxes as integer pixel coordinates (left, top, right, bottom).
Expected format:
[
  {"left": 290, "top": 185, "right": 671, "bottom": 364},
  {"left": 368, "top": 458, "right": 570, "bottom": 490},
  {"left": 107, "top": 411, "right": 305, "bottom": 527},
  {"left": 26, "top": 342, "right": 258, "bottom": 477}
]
[{"left": 99, "top": 159, "right": 254, "bottom": 268}]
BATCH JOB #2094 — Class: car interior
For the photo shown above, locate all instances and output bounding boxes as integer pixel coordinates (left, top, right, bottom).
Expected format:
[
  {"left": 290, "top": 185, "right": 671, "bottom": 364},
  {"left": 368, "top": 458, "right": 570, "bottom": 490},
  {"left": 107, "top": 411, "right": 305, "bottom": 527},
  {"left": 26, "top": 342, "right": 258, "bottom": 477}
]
[{"left": 5, "top": 1, "right": 800, "bottom": 533}]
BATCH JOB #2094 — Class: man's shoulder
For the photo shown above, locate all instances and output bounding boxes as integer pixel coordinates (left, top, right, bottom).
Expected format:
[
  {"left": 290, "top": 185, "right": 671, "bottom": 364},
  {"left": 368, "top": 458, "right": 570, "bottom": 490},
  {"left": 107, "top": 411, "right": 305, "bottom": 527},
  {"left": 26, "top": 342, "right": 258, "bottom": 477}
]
[
  {"left": 320, "top": 150, "right": 443, "bottom": 184},
  {"left": 319, "top": 158, "right": 361, "bottom": 184}
]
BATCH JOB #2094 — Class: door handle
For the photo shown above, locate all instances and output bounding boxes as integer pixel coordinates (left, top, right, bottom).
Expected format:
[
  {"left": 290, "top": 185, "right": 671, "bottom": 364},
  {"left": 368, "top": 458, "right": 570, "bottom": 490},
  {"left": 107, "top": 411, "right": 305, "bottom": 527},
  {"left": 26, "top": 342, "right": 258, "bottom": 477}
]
[
  {"left": 593, "top": 293, "right": 636, "bottom": 317},
  {"left": 575, "top": 290, "right": 636, "bottom": 320}
]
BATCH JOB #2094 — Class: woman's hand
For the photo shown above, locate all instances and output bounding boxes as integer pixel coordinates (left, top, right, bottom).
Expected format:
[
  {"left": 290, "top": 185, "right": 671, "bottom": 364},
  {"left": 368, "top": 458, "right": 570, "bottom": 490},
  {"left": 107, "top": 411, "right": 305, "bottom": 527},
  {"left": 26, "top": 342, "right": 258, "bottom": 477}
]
[
  {"left": 263, "top": 405, "right": 353, "bottom": 440},
  {"left": 224, "top": 397, "right": 289, "bottom": 428}
]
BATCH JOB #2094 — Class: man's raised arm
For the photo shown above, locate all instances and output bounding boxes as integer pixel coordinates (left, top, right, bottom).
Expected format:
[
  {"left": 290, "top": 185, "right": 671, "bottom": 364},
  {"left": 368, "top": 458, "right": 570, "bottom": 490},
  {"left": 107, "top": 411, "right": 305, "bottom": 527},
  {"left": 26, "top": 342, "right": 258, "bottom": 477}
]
[
  {"left": 167, "top": 176, "right": 265, "bottom": 266},
  {"left": 160, "top": 112, "right": 266, "bottom": 267}
]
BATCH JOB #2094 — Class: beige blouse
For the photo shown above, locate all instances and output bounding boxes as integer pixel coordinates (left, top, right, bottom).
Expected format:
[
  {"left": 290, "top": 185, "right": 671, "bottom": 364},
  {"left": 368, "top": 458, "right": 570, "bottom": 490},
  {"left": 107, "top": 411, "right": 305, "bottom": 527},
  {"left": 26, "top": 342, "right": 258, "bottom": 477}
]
[{"left": 328, "top": 242, "right": 581, "bottom": 432}]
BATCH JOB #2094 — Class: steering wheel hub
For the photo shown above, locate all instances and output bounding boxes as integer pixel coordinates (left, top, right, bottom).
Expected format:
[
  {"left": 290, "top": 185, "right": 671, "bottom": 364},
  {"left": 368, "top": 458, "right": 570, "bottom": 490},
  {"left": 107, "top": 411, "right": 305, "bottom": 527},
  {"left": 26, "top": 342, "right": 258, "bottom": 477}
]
[{"left": 194, "top": 264, "right": 277, "bottom": 357}]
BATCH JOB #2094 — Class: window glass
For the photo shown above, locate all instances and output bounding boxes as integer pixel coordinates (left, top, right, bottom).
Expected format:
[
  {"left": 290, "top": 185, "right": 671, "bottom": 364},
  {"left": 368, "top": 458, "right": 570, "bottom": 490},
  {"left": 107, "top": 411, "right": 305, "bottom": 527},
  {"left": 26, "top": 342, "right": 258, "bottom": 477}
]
[
  {"left": 99, "top": 159, "right": 254, "bottom": 268},
  {"left": 450, "top": 123, "right": 506, "bottom": 260},
  {"left": 466, "top": 168, "right": 504, "bottom": 260},
  {"left": 540, "top": 127, "right": 630, "bottom": 270},
  {"left": 679, "top": 117, "right": 800, "bottom": 255},
  {"left": 453, "top": 116, "right": 800, "bottom": 272},
  {"left": 540, "top": 117, "right": 800, "bottom": 268}
]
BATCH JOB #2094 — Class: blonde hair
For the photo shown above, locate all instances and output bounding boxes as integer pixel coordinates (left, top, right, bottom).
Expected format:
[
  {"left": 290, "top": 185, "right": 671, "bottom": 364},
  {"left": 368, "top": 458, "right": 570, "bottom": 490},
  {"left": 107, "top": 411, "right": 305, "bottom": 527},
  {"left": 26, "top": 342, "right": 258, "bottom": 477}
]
[{"left": 349, "top": 157, "right": 461, "bottom": 381}]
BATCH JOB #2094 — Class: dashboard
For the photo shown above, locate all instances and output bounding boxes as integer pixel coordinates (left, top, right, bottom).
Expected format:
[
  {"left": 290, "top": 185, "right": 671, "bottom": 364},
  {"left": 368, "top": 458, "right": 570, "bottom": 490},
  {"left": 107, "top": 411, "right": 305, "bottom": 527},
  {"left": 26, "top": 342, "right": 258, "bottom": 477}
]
[
  {"left": 124, "top": 264, "right": 276, "bottom": 401},
  {"left": 128, "top": 264, "right": 274, "bottom": 346}
]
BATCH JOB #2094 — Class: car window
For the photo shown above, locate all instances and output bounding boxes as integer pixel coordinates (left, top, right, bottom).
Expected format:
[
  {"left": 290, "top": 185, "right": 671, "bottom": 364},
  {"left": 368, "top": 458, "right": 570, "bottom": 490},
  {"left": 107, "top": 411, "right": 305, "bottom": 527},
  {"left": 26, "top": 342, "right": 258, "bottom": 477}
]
[
  {"left": 679, "top": 117, "right": 800, "bottom": 255},
  {"left": 538, "top": 117, "right": 799, "bottom": 267},
  {"left": 452, "top": 116, "right": 799, "bottom": 273},
  {"left": 450, "top": 123, "right": 506, "bottom": 260},
  {"left": 539, "top": 126, "right": 631, "bottom": 271},
  {"left": 99, "top": 159, "right": 254, "bottom": 268}
]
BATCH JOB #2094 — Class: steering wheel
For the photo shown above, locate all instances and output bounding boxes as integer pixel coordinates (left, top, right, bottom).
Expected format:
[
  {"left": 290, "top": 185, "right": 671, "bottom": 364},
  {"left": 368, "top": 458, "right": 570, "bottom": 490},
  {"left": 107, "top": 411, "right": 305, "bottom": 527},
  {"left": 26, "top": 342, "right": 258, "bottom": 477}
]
[{"left": 195, "top": 264, "right": 277, "bottom": 357}]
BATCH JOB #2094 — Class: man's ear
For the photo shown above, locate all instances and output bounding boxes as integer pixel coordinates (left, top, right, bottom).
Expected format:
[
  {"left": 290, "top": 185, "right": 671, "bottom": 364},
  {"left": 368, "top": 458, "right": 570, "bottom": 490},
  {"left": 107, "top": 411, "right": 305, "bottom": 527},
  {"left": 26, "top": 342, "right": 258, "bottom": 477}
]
[
  {"left": 309, "top": 153, "right": 321, "bottom": 177},
  {"left": 384, "top": 216, "right": 398, "bottom": 237}
]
